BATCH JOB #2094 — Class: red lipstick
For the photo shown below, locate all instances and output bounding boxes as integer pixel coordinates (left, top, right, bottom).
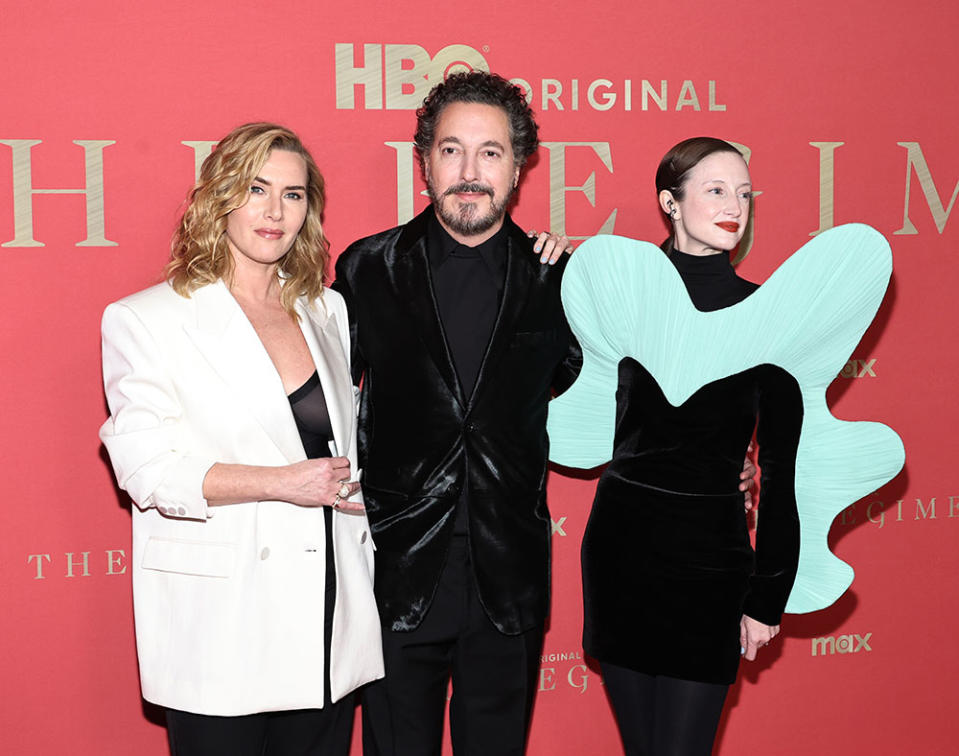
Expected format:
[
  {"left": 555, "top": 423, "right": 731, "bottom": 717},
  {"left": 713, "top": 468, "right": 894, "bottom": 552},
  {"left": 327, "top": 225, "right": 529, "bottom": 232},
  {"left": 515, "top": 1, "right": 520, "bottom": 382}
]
[{"left": 715, "top": 222, "right": 740, "bottom": 233}]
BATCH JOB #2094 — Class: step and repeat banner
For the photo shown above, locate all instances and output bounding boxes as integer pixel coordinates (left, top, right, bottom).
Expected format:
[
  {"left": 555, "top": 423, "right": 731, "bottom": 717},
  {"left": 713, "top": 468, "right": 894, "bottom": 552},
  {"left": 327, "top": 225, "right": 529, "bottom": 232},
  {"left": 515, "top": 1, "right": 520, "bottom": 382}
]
[{"left": 1, "top": 1, "right": 955, "bottom": 753}]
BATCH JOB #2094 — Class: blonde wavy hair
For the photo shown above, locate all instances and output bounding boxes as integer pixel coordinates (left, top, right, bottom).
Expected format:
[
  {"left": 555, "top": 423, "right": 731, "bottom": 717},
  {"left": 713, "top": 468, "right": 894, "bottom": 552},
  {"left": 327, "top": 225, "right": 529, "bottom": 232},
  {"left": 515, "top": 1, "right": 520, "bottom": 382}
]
[{"left": 166, "top": 122, "right": 329, "bottom": 315}]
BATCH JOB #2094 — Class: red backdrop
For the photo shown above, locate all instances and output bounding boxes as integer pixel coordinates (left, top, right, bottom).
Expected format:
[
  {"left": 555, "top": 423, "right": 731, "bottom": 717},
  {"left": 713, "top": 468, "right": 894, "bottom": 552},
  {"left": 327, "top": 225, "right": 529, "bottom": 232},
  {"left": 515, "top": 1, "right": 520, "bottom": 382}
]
[{"left": 1, "top": 1, "right": 955, "bottom": 753}]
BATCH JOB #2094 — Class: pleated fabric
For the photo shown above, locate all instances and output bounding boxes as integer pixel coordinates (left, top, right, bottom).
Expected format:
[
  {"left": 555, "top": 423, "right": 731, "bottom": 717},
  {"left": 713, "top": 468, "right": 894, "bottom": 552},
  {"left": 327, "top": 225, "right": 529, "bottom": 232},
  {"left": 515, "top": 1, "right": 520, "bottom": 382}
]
[{"left": 547, "top": 225, "right": 905, "bottom": 614}]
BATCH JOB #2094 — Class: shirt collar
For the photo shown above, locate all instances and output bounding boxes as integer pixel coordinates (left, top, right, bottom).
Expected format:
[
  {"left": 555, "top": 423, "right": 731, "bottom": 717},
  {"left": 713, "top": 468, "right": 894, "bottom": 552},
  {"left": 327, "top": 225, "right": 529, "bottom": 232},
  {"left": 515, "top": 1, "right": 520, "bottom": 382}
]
[{"left": 427, "top": 208, "right": 509, "bottom": 277}]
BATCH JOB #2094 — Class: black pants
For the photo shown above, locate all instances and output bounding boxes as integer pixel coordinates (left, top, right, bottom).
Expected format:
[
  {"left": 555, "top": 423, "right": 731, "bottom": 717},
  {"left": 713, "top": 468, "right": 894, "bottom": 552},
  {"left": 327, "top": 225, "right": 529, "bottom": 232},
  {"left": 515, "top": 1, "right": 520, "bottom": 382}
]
[
  {"left": 601, "top": 662, "right": 729, "bottom": 756},
  {"left": 362, "top": 535, "right": 542, "bottom": 756},
  {"left": 166, "top": 701, "right": 355, "bottom": 756}
]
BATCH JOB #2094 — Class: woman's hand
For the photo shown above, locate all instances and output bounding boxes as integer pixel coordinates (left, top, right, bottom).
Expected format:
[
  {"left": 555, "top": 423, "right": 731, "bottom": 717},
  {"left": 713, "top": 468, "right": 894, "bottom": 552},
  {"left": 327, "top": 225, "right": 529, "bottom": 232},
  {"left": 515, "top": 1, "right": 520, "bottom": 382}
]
[
  {"left": 740, "top": 614, "right": 780, "bottom": 661},
  {"left": 527, "top": 229, "right": 574, "bottom": 264},
  {"left": 281, "top": 457, "right": 363, "bottom": 511},
  {"left": 204, "top": 458, "right": 362, "bottom": 510},
  {"left": 740, "top": 443, "right": 757, "bottom": 511}
]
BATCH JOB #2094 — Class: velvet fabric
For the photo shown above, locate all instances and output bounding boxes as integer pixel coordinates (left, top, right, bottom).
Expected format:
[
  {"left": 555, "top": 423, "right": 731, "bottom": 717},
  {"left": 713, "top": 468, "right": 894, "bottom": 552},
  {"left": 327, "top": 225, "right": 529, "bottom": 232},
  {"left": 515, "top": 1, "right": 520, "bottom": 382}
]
[
  {"left": 583, "top": 360, "right": 803, "bottom": 684},
  {"left": 581, "top": 250, "right": 803, "bottom": 685},
  {"left": 333, "top": 208, "right": 581, "bottom": 634}
]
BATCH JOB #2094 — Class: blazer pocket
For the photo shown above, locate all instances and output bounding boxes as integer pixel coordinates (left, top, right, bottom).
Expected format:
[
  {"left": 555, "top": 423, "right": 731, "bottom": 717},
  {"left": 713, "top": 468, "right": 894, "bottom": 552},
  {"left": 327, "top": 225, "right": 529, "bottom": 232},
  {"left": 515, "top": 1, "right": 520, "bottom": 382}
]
[
  {"left": 508, "top": 329, "right": 563, "bottom": 348},
  {"left": 141, "top": 536, "right": 236, "bottom": 578}
]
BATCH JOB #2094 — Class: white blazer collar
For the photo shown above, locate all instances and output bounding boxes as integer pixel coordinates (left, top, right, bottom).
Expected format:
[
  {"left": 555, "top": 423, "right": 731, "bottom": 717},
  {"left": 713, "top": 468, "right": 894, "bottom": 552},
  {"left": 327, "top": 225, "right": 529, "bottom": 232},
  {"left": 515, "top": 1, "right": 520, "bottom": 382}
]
[
  {"left": 183, "top": 280, "right": 305, "bottom": 463},
  {"left": 296, "top": 296, "right": 353, "bottom": 460}
]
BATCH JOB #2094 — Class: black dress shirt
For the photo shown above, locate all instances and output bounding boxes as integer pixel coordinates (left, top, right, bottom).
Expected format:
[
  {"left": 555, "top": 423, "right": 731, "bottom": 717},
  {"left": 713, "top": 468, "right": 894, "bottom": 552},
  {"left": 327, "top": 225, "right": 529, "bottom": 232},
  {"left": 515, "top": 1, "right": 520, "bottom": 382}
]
[{"left": 427, "top": 212, "right": 508, "bottom": 397}]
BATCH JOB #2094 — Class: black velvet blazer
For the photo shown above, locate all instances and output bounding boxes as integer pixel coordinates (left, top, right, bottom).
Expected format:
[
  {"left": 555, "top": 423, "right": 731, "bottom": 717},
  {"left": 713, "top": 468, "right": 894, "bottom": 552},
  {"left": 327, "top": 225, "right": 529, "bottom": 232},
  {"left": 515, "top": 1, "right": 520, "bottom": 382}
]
[{"left": 333, "top": 208, "right": 581, "bottom": 634}]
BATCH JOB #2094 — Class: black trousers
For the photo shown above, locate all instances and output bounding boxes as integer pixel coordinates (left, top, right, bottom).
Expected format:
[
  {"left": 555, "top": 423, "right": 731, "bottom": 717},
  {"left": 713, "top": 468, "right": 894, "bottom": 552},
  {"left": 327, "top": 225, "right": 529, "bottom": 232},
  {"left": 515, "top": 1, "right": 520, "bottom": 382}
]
[
  {"left": 600, "top": 662, "right": 729, "bottom": 756},
  {"left": 362, "top": 535, "right": 542, "bottom": 756},
  {"left": 166, "top": 701, "right": 355, "bottom": 756}
]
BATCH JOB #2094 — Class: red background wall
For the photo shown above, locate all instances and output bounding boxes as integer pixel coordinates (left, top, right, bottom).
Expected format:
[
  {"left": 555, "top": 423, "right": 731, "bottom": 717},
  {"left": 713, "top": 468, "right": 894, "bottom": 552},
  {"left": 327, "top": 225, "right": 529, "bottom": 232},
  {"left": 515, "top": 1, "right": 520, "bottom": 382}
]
[{"left": 1, "top": 1, "right": 955, "bottom": 753}]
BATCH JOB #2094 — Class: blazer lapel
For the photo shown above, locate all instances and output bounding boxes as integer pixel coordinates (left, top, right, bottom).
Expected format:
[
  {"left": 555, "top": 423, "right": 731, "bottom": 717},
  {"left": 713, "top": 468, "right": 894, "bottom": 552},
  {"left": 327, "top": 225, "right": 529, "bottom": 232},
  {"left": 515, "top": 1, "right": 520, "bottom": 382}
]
[
  {"left": 470, "top": 224, "right": 533, "bottom": 405},
  {"left": 183, "top": 281, "right": 306, "bottom": 463},
  {"left": 393, "top": 211, "right": 466, "bottom": 408},
  {"left": 296, "top": 297, "right": 354, "bottom": 458}
]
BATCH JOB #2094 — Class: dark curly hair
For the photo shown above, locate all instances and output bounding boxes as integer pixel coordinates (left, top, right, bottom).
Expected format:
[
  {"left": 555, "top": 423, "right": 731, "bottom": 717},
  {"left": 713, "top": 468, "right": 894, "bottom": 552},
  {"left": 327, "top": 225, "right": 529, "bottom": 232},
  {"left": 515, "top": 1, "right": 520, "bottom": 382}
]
[{"left": 414, "top": 71, "right": 539, "bottom": 170}]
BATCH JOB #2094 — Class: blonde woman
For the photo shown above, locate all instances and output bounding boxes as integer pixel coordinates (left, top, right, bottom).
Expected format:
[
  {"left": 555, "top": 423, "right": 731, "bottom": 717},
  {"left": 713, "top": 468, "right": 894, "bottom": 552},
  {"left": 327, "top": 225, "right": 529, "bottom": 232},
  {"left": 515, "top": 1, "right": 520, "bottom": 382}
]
[{"left": 100, "top": 123, "right": 382, "bottom": 755}]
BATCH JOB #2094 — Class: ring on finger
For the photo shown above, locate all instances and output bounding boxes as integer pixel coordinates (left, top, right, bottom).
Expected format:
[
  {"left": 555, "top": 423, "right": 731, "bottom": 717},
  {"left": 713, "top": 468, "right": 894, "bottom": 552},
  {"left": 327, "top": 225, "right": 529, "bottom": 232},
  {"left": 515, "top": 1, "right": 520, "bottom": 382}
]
[
  {"left": 332, "top": 494, "right": 342, "bottom": 509},
  {"left": 337, "top": 482, "right": 351, "bottom": 499}
]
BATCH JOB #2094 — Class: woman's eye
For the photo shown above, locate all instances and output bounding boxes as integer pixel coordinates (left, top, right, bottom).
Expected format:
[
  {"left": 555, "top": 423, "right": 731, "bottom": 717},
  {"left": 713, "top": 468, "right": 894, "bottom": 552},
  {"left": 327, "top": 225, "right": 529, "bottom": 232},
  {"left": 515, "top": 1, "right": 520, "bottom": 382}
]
[
  {"left": 285, "top": 192, "right": 304, "bottom": 201},
  {"left": 250, "top": 185, "right": 265, "bottom": 194}
]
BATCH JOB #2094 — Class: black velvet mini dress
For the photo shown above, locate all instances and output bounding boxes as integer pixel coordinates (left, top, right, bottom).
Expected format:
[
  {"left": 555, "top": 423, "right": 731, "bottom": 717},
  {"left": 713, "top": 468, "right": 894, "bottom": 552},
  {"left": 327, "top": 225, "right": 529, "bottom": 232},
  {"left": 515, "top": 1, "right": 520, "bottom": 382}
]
[{"left": 581, "top": 250, "right": 803, "bottom": 684}]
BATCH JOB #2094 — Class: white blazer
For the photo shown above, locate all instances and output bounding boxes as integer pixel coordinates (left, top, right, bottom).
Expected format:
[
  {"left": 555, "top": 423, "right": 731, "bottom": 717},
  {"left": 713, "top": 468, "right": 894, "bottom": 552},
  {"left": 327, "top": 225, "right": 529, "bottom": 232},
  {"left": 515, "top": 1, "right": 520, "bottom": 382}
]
[{"left": 99, "top": 280, "right": 383, "bottom": 716}]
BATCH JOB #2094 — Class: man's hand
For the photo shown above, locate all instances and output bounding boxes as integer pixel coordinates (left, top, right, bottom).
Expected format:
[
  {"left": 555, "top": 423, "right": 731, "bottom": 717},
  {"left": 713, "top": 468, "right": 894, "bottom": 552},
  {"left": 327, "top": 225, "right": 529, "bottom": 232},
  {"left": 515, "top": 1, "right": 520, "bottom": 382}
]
[
  {"left": 528, "top": 230, "right": 574, "bottom": 264},
  {"left": 740, "top": 443, "right": 757, "bottom": 511}
]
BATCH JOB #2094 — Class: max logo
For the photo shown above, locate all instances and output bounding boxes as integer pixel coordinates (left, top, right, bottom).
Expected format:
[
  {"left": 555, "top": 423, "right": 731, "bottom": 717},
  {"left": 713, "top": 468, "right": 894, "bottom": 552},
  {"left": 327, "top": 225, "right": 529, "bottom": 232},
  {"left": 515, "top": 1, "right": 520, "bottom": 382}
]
[
  {"left": 811, "top": 633, "right": 872, "bottom": 656},
  {"left": 839, "top": 358, "right": 877, "bottom": 378},
  {"left": 551, "top": 517, "right": 567, "bottom": 536}
]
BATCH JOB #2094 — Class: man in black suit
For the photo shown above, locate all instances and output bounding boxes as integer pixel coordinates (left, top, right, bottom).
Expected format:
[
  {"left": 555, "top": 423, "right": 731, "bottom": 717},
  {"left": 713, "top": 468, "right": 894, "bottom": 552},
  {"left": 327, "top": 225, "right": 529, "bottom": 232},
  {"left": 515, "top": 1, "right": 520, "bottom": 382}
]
[{"left": 333, "top": 71, "right": 580, "bottom": 755}]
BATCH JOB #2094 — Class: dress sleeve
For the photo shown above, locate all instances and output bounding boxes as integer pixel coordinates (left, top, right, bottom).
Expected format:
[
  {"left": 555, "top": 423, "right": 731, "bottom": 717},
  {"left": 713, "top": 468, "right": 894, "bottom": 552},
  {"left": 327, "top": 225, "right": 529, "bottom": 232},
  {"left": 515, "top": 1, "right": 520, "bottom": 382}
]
[
  {"left": 99, "top": 301, "right": 216, "bottom": 520},
  {"left": 742, "top": 365, "right": 804, "bottom": 624}
]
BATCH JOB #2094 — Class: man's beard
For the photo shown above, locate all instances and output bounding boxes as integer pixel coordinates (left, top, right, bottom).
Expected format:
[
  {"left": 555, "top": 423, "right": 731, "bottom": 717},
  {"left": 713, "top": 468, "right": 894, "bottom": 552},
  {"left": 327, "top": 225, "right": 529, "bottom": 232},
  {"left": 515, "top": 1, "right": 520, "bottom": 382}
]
[{"left": 428, "top": 180, "right": 514, "bottom": 237}]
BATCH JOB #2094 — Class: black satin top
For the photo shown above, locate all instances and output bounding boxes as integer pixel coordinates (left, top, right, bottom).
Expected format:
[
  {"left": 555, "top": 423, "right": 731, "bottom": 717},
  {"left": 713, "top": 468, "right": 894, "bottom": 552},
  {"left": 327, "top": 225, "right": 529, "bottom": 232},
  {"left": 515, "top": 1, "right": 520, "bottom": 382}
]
[{"left": 287, "top": 370, "right": 336, "bottom": 703}]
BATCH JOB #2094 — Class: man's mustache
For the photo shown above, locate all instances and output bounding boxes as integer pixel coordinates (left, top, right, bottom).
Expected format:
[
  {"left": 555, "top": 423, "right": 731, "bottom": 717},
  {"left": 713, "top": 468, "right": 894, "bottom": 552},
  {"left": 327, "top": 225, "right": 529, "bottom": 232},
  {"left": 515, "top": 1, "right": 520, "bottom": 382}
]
[{"left": 443, "top": 182, "right": 494, "bottom": 198}]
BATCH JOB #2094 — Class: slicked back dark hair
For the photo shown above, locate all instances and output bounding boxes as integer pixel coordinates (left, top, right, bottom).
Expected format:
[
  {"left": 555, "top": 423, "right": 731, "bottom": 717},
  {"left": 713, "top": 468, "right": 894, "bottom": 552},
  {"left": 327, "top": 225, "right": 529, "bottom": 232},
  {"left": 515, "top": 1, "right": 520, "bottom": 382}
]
[
  {"left": 656, "top": 136, "right": 741, "bottom": 200},
  {"left": 656, "top": 136, "right": 744, "bottom": 254},
  {"left": 414, "top": 71, "right": 539, "bottom": 170}
]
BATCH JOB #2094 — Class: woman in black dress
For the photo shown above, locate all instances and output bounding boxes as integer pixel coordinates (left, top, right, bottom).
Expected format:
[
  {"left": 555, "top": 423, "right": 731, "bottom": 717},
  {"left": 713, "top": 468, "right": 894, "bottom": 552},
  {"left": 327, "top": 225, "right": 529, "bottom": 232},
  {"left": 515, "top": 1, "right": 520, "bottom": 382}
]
[{"left": 584, "top": 137, "right": 802, "bottom": 755}]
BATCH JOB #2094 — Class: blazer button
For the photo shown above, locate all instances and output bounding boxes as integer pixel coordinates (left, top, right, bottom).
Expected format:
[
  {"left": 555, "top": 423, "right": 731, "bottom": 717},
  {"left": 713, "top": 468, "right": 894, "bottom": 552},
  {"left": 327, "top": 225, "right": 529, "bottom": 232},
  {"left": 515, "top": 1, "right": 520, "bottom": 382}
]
[
  {"left": 260, "top": 547, "right": 271, "bottom": 560},
  {"left": 177, "top": 507, "right": 186, "bottom": 516},
  {"left": 465, "top": 422, "right": 476, "bottom": 433}
]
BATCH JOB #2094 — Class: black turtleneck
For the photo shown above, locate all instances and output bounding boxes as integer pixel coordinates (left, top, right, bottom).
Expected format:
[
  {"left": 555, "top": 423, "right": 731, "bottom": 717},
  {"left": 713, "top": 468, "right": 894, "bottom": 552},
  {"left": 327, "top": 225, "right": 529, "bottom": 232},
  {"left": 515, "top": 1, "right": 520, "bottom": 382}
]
[{"left": 668, "top": 249, "right": 758, "bottom": 312}]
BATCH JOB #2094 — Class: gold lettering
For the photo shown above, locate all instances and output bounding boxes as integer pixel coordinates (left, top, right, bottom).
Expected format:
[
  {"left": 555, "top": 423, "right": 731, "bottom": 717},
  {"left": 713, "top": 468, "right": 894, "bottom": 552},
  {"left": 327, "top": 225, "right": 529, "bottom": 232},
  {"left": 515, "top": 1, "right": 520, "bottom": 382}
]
[
  {"left": 542, "top": 141, "right": 617, "bottom": 240},
  {"left": 587, "top": 79, "right": 616, "bottom": 111},
  {"left": 708, "top": 81, "right": 725, "bottom": 112},
  {"left": 509, "top": 77, "right": 534, "bottom": 106},
  {"left": 1, "top": 139, "right": 117, "bottom": 247},
  {"left": 809, "top": 142, "right": 845, "bottom": 236},
  {"left": 568, "top": 664, "right": 589, "bottom": 693},
  {"left": 384, "top": 44, "right": 431, "bottom": 110},
  {"left": 642, "top": 80, "right": 667, "bottom": 111},
  {"left": 675, "top": 80, "right": 700, "bottom": 111},
  {"left": 539, "top": 667, "right": 557, "bottom": 692},
  {"left": 624, "top": 79, "right": 632, "bottom": 111},
  {"left": 894, "top": 141, "right": 959, "bottom": 234},
  {"left": 949, "top": 496, "right": 959, "bottom": 518},
  {"left": 65, "top": 551, "right": 91, "bottom": 578},
  {"left": 915, "top": 496, "right": 937, "bottom": 520},
  {"left": 542, "top": 79, "right": 564, "bottom": 111},
  {"left": 106, "top": 549, "right": 127, "bottom": 575},
  {"left": 385, "top": 141, "right": 421, "bottom": 225},
  {"left": 839, "top": 504, "right": 857, "bottom": 526},
  {"left": 571, "top": 79, "right": 579, "bottom": 111},
  {"left": 866, "top": 501, "right": 885, "bottom": 528},
  {"left": 181, "top": 141, "right": 217, "bottom": 182},
  {"left": 27, "top": 553, "right": 50, "bottom": 580},
  {"left": 335, "top": 43, "right": 383, "bottom": 110}
]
